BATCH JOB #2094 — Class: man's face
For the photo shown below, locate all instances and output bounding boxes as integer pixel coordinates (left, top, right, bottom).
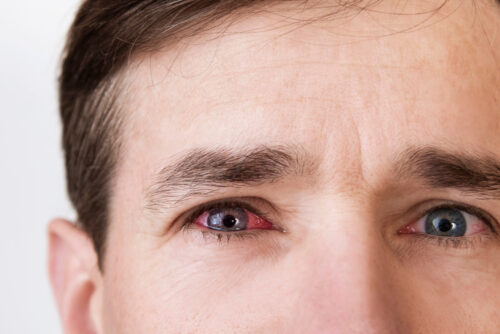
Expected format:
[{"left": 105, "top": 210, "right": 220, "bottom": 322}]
[{"left": 94, "top": 0, "right": 500, "bottom": 332}]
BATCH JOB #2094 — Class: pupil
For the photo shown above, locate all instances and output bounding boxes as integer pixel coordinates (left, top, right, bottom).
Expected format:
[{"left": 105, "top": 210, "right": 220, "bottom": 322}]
[
  {"left": 223, "top": 215, "right": 237, "bottom": 228},
  {"left": 207, "top": 207, "right": 247, "bottom": 231},
  {"left": 438, "top": 219, "right": 452, "bottom": 232},
  {"left": 424, "top": 208, "right": 466, "bottom": 237}
]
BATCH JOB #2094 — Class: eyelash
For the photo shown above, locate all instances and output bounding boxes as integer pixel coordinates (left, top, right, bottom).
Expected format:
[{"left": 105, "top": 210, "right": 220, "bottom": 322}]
[
  {"left": 179, "top": 199, "right": 498, "bottom": 248},
  {"left": 408, "top": 233, "right": 494, "bottom": 250}
]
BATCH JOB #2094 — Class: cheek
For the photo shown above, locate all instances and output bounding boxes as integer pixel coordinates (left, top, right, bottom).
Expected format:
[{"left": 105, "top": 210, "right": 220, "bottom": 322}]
[
  {"left": 396, "top": 254, "right": 500, "bottom": 331},
  {"left": 100, "top": 232, "right": 295, "bottom": 333},
  {"left": 100, "top": 220, "right": 500, "bottom": 333}
]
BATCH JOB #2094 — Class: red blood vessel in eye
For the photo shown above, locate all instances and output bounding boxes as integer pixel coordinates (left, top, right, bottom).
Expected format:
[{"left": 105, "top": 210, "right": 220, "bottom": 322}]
[{"left": 194, "top": 208, "right": 274, "bottom": 230}]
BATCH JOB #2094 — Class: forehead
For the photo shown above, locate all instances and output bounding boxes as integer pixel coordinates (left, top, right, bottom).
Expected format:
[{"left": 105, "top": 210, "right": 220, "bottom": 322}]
[{"left": 116, "top": 0, "right": 500, "bottom": 195}]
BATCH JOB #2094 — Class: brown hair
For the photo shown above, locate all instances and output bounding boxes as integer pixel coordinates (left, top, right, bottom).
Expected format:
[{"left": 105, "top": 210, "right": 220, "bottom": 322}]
[{"left": 60, "top": 0, "right": 278, "bottom": 264}]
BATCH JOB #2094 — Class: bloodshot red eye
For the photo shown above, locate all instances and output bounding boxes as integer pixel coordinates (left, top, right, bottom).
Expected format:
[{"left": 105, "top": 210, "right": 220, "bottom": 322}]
[{"left": 194, "top": 206, "right": 274, "bottom": 232}]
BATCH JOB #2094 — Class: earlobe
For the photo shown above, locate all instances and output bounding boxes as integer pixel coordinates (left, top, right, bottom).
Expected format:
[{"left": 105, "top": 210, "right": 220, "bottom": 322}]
[{"left": 47, "top": 219, "right": 102, "bottom": 334}]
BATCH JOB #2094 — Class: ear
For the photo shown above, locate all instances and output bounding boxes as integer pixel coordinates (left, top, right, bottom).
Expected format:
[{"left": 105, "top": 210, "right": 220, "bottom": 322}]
[{"left": 47, "top": 219, "right": 103, "bottom": 334}]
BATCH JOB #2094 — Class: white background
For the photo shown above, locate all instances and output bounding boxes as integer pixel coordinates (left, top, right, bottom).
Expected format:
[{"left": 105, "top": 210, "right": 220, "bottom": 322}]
[{"left": 0, "top": 0, "right": 81, "bottom": 332}]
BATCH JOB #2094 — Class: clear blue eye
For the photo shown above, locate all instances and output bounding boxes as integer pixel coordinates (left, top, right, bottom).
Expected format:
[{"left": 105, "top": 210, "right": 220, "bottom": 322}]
[
  {"left": 399, "top": 205, "right": 490, "bottom": 238},
  {"left": 425, "top": 208, "right": 466, "bottom": 237}
]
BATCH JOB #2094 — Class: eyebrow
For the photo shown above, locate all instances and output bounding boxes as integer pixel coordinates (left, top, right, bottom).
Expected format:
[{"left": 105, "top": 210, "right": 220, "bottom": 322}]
[
  {"left": 145, "top": 144, "right": 316, "bottom": 212},
  {"left": 395, "top": 147, "right": 500, "bottom": 198},
  {"left": 144, "top": 145, "right": 500, "bottom": 214}
]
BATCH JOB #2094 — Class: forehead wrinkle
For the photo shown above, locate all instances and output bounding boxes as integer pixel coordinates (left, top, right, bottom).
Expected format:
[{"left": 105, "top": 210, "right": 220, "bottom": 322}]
[{"left": 115, "top": 0, "right": 500, "bottom": 225}]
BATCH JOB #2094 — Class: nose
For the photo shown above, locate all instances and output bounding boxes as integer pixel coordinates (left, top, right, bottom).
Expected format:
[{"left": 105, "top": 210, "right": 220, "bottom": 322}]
[{"left": 286, "top": 210, "right": 402, "bottom": 334}]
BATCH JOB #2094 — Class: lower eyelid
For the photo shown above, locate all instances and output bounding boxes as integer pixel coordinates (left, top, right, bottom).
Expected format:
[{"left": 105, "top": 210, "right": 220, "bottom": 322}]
[
  {"left": 180, "top": 224, "right": 269, "bottom": 247},
  {"left": 411, "top": 233, "right": 495, "bottom": 249}
]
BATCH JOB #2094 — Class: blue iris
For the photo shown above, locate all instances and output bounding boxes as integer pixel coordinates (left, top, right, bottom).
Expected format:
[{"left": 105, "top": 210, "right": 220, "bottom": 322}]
[
  {"left": 425, "top": 208, "right": 467, "bottom": 237},
  {"left": 207, "top": 207, "right": 248, "bottom": 231}
]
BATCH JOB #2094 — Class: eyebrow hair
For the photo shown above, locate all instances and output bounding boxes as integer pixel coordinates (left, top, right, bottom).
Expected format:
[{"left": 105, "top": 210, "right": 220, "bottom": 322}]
[
  {"left": 395, "top": 147, "right": 500, "bottom": 198},
  {"left": 144, "top": 145, "right": 500, "bottom": 214},
  {"left": 145, "top": 144, "right": 316, "bottom": 212}
]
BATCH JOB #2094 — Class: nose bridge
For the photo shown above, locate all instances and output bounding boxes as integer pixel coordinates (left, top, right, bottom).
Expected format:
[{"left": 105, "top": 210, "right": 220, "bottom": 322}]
[{"left": 291, "top": 207, "right": 399, "bottom": 333}]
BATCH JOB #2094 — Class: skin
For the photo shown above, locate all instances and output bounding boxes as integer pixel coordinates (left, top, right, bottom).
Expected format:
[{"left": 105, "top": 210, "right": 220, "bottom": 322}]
[{"left": 49, "top": 0, "right": 500, "bottom": 333}]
